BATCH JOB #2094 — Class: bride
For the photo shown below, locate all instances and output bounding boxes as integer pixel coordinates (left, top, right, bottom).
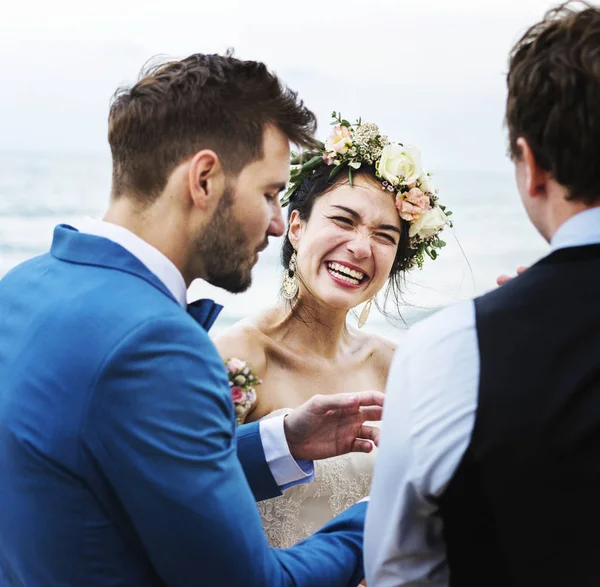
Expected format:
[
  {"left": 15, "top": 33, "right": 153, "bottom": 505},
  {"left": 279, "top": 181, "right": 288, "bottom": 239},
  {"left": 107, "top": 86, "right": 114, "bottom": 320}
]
[{"left": 215, "top": 113, "right": 451, "bottom": 550}]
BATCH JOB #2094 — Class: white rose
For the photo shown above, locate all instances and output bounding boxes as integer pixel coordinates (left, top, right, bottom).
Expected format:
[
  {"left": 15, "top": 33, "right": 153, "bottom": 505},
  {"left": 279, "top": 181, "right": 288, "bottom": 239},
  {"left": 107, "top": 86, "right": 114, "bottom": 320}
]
[
  {"left": 417, "top": 170, "right": 435, "bottom": 195},
  {"left": 408, "top": 206, "right": 448, "bottom": 239},
  {"left": 376, "top": 144, "right": 422, "bottom": 186}
]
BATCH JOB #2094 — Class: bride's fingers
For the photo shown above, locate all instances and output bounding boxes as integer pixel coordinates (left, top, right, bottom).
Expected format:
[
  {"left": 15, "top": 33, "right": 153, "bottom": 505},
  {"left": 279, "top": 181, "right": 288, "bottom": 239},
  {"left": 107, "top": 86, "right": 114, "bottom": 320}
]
[
  {"left": 497, "top": 265, "right": 529, "bottom": 286},
  {"left": 358, "top": 425, "right": 380, "bottom": 446},
  {"left": 351, "top": 439, "right": 375, "bottom": 453}
]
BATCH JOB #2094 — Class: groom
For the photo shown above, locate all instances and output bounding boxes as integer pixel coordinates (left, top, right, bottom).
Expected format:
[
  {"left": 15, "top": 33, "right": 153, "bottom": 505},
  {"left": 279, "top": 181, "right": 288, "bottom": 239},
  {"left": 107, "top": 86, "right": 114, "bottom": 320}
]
[
  {"left": 366, "top": 2, "right": 600, "bottom": 586},
  {"left": 0, "top": 54, "right": 382, "bottom": 586}
]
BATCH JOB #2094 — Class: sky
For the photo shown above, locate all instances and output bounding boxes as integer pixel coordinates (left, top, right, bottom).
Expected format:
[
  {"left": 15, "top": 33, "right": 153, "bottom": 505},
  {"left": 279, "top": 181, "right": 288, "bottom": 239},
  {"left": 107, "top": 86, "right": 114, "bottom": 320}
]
[{"left": 0, "top": 0, "right": 569, "bottom": 171}]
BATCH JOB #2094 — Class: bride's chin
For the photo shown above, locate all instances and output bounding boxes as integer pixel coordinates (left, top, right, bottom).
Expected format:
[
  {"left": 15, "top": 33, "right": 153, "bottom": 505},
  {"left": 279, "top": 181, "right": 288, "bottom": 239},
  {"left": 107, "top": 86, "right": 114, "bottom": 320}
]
[
  {"left": 303, "top": 281, "right": 369, "bottom": 312},
  {"left": 316, "top": 292, "right": 364, "bottom": 312}
]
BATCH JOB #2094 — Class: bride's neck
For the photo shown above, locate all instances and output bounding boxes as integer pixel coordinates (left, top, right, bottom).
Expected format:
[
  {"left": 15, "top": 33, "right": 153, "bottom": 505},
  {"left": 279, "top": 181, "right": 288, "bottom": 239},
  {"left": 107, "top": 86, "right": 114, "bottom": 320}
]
[{"left": 269, "top": 297, "right": 352, "bottom": 360}]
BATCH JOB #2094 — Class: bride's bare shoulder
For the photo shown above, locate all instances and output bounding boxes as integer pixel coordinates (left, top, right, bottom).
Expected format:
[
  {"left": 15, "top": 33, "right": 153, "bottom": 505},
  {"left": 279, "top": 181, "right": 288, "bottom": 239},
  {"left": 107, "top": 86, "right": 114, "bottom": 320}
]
[
  {"left": 213, "top": 315, "right": 268, "bottom": 371},
  {"left": 360, "top": 331, "right": 397, "bottom": 379}
]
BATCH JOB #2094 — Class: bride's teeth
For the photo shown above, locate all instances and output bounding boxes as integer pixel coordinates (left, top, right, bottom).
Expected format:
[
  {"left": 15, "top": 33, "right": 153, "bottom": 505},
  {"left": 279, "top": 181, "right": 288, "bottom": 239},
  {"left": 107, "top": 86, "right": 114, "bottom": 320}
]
[
  {"left": 326, "top": 263, "right": 363, "bottom": 285},
  {"left": 327, "top": 262, "right": 365, "bottom": 281}
]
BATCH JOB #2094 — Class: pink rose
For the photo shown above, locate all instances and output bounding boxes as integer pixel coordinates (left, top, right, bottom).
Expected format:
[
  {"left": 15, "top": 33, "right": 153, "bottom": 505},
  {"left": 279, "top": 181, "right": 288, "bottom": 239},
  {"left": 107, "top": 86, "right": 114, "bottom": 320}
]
[
  {"left": 395, "top": 188, "right": 431, "bottom": 222},
  {"left": 407, "top": 188, "right": 431, "bottom": 210},
  {"left": 231, "top": 386, "right": 244, "bottom": 402},
  {"left": 226, "top": 358, "right": 246, "bottom": 374},
  {"left": 396, "top": 200, "right": 422, "bottom": 221}
]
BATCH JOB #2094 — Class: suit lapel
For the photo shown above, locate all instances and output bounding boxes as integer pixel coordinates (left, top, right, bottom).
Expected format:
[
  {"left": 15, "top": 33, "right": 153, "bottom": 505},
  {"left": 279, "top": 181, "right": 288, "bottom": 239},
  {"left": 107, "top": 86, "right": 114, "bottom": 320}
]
[{"left": 50, "top": 224, "right": 178, "bottom": 305}]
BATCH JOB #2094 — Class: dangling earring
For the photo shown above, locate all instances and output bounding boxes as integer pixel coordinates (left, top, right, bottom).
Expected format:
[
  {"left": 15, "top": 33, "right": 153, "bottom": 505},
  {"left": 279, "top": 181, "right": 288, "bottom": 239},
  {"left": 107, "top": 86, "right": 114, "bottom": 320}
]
[
  {"left": 281, "top": 252, "right": 299, "bottom": 300},
  {"left": 358, "top": 298, "right": 373, "bottom": 329}
]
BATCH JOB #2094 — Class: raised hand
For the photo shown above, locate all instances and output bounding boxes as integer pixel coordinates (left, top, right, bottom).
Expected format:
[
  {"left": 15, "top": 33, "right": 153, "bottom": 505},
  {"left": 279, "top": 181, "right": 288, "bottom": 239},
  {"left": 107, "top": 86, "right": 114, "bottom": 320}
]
[
  {"left": 496, "top": 265, "right": 528, "bottom": 286},
  {"left": 283, "top": 391, "right": 384, "bottom": 462}
]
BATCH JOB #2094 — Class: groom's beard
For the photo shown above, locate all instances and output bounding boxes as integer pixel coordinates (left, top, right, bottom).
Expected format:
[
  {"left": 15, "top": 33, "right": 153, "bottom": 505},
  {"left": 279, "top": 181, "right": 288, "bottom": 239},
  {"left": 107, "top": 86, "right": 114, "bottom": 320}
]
[{"left": 195, "top": 186, "right": 256, "bottom": 294}]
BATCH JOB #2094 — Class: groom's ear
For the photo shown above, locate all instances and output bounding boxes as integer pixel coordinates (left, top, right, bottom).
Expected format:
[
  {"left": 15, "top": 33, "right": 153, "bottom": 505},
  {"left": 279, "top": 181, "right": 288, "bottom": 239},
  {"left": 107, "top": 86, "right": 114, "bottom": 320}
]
[
  {"left": 187, "top": 150, "right": 226, "bottom": 211},
  {"left": 517, "top": 138, "right": 549, "bottom": 199},
  {"left": 287, "top": 209, "right": 304, "bottom": 249}
]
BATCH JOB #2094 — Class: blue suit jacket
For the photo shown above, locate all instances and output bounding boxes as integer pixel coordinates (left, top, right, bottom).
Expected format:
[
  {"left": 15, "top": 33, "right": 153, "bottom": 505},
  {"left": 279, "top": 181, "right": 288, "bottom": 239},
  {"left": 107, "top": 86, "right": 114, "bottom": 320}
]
[{"left": 0, "top": 225, "right": 366, "bottom": 586}]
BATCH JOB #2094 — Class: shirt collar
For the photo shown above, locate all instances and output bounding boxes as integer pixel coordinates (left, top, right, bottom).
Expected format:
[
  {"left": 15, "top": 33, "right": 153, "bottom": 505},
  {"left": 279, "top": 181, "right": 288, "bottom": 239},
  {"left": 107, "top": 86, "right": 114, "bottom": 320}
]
[
  {"left": 550, "top": 207, "right": 600, "bottom": 252},
  {"left": 76, "top": 217, "right": 188, "bottom": 308}
]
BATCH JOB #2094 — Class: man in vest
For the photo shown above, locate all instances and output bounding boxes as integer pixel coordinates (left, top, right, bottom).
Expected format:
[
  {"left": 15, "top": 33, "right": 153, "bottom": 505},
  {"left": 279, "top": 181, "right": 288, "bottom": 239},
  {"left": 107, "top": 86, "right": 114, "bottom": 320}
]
[{"left": 366, "top": 2, "right": 600, "bottom": 585}]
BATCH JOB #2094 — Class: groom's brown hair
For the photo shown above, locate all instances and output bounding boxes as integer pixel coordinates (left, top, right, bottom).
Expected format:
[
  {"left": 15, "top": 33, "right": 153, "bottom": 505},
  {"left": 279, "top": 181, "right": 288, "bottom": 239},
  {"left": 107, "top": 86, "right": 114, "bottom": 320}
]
[
  {"left": 506, "top": 1, "right": 600, "bottom": 205},
  {"left": 108, "top": 52, "right": 317, "bottom": 202}
]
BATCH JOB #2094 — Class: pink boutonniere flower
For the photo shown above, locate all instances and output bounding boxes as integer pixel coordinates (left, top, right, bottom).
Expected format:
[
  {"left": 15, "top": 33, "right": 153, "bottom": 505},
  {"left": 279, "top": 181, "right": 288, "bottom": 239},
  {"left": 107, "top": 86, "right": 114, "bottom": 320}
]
[{"left": 223, "top": 358, "right": 262, "bottom": 425}]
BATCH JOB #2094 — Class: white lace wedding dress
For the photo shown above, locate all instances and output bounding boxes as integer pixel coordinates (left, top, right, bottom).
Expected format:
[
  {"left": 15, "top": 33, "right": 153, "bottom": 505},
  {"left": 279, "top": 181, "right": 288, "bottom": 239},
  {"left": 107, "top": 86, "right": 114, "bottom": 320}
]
[{"left": 258, "top": 408, "right": 377, "bottom": 548}]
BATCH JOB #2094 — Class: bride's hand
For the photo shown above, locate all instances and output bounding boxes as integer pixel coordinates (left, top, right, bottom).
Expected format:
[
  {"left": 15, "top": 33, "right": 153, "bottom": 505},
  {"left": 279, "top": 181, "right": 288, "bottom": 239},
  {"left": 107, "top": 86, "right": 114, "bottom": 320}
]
[
  {"left": 283, "top": 391, "right": 384, "bottom": 461},
  {"left": 496, "top": 265, "right": 528, "bottom": 286}
]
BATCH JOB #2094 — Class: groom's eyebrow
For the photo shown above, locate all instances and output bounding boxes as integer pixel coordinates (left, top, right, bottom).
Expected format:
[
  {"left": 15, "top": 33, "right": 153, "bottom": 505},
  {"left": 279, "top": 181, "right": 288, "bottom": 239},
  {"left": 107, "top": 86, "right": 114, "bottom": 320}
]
[
  {"left": 265, "top": 181, "right": 288, "bottom": 192},
  {"left": 332, "top": 205, "right": 401, "bottom": 235}
]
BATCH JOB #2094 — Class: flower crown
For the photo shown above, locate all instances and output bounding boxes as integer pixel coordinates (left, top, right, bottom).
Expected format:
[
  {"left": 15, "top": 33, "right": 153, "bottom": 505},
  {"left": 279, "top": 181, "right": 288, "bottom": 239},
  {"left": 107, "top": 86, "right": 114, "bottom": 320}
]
[{"left": 281, "top": 112, "right": 453, "bottom": 269}]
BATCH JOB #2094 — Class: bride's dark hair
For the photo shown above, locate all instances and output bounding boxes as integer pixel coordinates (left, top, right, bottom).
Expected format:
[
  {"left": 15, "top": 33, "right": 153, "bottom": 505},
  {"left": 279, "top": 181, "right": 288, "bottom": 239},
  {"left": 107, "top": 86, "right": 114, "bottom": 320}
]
[{"left": 281, "top": 164, "right": 411, "bottom": 318}]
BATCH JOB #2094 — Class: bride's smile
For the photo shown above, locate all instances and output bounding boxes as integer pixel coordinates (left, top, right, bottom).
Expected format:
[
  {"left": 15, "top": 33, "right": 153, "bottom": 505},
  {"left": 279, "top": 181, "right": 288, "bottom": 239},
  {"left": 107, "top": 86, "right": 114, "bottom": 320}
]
[
  {"left": 289, "top": 174, "right": 401, "bottom": 310},
  {"left": 325, "top": 260, "right": 368, "bottom": 288}
]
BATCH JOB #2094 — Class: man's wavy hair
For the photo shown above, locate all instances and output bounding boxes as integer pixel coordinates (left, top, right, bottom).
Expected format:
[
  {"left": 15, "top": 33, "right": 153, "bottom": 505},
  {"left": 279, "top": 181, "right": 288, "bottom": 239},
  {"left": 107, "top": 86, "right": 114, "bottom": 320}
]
[
  {"left": 506, "top": 1, "right": 600, "bottom": 204},
  {"left": 108, "top": 51, "right": 317, "bottom": 202}
]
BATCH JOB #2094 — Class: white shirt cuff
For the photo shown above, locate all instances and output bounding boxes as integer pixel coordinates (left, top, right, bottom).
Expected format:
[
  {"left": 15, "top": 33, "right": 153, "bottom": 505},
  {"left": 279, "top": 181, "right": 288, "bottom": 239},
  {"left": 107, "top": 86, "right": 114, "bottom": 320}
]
[{"left": 259, "top": 415, "right": 315, "bottom": 488}]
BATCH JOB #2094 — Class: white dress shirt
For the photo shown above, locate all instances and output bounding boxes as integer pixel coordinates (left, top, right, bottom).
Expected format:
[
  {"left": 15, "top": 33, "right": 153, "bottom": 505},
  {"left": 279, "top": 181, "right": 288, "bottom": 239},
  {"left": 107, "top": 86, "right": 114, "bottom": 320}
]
[
  {"left": 365, "top": 207, "right": 600, "bottom": 586},
  {"left": 77, "top": 217, "right": 314, "bottom": 489}
]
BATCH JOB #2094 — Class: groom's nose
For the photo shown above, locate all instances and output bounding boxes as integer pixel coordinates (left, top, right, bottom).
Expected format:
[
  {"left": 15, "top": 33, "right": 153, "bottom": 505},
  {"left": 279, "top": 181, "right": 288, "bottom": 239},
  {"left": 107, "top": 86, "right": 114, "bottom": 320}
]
[{"left": 267, "top": 201, "right": 285, "bottom": 238}]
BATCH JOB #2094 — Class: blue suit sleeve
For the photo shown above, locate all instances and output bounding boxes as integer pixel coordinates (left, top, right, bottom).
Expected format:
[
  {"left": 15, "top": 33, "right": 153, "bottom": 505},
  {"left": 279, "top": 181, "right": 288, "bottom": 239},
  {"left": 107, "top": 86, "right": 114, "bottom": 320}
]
[
  {"left": 83, "top": 317, "right": 366, "bottom": 587},
  {"left": 236, "top": 422, "right": 282, "bottom": 502}
]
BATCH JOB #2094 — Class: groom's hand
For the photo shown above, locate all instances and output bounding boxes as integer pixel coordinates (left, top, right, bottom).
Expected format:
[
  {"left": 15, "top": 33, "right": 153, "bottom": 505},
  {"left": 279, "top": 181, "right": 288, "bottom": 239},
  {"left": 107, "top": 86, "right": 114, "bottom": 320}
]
[{"left": 283, "top": 391, "right": 384, "bottom": 462}]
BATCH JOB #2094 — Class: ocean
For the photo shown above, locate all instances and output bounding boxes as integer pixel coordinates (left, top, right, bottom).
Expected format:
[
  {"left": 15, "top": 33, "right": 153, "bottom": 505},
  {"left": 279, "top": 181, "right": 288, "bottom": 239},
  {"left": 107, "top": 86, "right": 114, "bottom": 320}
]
[{"left": 0, "top": 150, "right": 549, "bottom": 343}]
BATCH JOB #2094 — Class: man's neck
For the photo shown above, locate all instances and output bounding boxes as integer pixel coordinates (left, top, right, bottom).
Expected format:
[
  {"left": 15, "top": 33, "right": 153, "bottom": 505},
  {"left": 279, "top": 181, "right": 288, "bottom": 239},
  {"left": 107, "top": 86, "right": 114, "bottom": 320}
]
[
  {"left": 543, "top": 195, "right": 600, "bottom": 243},
  {"left": 103, "top": 196, "right": 195, "bottom": 286}
]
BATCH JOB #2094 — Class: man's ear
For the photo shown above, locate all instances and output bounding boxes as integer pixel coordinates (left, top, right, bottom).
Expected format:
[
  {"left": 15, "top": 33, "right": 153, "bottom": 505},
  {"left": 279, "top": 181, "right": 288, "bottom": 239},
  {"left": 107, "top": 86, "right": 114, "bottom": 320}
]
[
  {"left": 187, "top": 150, "right": 226, "bottom": 210},
  {"left": 516, "top": 137, "right": 549, "bottom": 199},
  {"left": 287, "top": 209, "right": 304, "bottom": 249}
]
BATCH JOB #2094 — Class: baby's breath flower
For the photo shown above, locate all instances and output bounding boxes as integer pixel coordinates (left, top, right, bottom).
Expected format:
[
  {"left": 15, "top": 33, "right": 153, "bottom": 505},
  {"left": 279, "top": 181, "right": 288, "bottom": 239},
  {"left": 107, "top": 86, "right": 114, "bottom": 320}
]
[{"left": 353, "top": 122, "right": 380, "bottom": 146}]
